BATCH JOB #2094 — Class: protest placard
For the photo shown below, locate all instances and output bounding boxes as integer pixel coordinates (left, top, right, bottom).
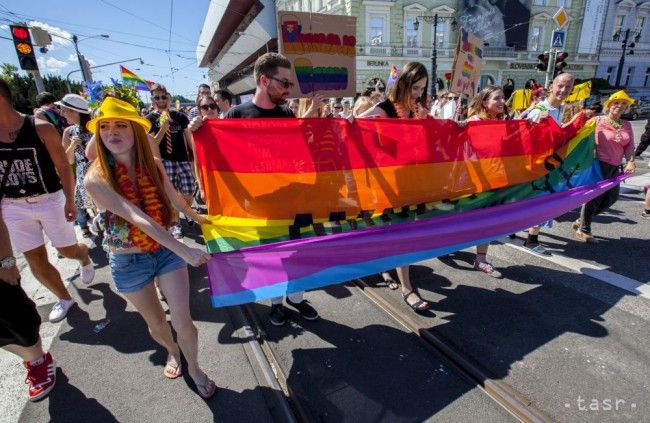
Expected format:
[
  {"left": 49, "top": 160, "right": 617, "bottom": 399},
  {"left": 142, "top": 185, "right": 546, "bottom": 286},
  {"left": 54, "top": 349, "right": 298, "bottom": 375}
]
[
  {"left": 450, "top": 28, "right": 484, "bottom": 96},
  {"left": 278, "top": 11, "right": 356, "bottom": 97}
]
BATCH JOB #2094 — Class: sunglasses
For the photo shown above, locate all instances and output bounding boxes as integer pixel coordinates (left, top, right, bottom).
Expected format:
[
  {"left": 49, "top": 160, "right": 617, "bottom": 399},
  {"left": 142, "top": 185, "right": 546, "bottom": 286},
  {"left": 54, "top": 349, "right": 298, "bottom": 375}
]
[
  {"left": 334, "top": 106, "right": 343, "bottom": 110},
  {"left": 447, "top": 96, "right": 458, "bottom": 100},
  {"left": 200, "top": 103, "right": 218, "bottom": 111},
  {"left": 153, "top": 95, "right": 168, "bottom": 101},
  {"left": 268, "top": 76, "right": 295, "bottom": 89}
]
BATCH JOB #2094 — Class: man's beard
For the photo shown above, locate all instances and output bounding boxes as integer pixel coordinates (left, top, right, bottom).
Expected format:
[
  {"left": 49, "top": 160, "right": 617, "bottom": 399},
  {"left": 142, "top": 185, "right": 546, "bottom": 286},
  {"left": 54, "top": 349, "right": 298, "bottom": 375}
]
[{"left": 268, "top": 89, "right": 287, "bottom": 106}]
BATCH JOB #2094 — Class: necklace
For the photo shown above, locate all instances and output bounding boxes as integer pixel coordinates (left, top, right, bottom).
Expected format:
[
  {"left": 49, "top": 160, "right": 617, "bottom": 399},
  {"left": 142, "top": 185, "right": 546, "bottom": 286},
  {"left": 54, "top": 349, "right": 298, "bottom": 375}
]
[
  {"left": 114, "top": 162, "right": 166, "bottom": 252},
  {"left": 605, "top": 115, "right": 624, "bottom": 143}
]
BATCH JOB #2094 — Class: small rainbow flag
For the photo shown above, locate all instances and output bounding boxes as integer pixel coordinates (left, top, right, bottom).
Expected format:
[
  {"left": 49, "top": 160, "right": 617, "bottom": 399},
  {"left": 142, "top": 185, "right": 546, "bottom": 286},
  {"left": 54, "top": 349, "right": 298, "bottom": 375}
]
[
  {"left": 386, "top": 65, "right": 400, "bottom": 91},
  {"left": 120, "top": 65, "right": 154, "bottom": 92}
]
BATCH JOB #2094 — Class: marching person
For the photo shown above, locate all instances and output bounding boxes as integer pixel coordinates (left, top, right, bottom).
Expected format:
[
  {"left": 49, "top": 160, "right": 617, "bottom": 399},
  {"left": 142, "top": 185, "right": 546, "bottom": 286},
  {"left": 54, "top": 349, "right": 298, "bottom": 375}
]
[
  {"left": 186, "top": 84, "right": 212, "bottom": 120},
  {"left": 83, "top": 96, "right": 216, "bottom": 399},
  {"left": 59, "top": 94, "right": 95, "bottom": 237},
  {"left": 358, "top": 62, "right": 432, "bottom": 314},
  {"left": 214, "top": 89, "right": 233, "bottom": 118},
  {"left": 189, "top": 53, "right": 321, "bottom": 327},
  {"left": 463, "top": 85, "right": 509, "bottom": 278},
  {"left": 146, "top": 84, "right": 197, "bottom": 239},
  {"left": 0, "top": 211, "right": 57, "bottom": 402},
  {"left": 0, "top": 79, "right": 94, "bottom": 323},
  {"left": 573, "top": 91, "right": 636, "bottom": 242}
]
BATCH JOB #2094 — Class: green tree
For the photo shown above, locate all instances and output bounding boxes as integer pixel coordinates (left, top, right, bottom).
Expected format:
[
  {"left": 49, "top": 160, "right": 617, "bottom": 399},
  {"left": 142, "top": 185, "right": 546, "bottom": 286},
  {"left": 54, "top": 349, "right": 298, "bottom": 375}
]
[{"left": 0, "top": 63, "right": 83, "bottom": 114}]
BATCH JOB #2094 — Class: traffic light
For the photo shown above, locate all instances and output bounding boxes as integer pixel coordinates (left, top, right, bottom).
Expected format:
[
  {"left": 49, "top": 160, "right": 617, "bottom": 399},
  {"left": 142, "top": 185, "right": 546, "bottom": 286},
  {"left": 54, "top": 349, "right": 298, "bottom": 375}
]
[
  {"left": 10, "top": 25, "right": 39, "bottom": 71},
  {"left": 554, "top": 52, "right": 569, "bottom": 77},
  {"left": 536, "top": 53, "right": 549, "bottom": 72}
]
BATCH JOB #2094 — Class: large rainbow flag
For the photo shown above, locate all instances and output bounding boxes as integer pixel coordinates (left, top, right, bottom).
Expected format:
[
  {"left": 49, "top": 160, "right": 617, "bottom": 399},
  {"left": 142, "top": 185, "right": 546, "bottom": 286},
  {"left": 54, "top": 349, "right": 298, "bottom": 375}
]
[
  {"left": 120, "top": 65, "right": 154, "bottom": 92},
  {"left": 194, "top": 117, "right": 617, "bottom": 307}
]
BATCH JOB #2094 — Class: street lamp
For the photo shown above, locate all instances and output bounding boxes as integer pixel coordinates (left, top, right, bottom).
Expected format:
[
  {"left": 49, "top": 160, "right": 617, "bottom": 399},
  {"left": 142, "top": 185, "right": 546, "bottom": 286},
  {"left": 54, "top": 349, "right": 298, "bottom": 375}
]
[
  {"left": 72, "top": 33, "right": 109, "bottom": 82},
  {"left": 613, "top": 28, "right": 641, "bottom": 88},
  {"left": 414, "top": 14, "right": 457, "bottom": 95}
]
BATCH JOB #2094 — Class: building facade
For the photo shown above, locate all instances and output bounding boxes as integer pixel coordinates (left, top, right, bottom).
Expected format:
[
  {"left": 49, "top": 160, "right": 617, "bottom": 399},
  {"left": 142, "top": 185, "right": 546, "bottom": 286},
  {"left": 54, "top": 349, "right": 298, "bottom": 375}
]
[
  {"left": 595, "top": 0, "right": 650, "bottom": 101},
  {"left": 197, "top": 0, "right": 601, "bottom": 98}
]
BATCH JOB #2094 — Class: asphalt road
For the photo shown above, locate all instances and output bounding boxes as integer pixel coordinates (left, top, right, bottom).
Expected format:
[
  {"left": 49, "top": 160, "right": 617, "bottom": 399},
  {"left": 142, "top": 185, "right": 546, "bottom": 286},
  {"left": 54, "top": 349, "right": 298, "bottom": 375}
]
[{"left": 1, "top": 119, "right": 649, "bottom": 422}]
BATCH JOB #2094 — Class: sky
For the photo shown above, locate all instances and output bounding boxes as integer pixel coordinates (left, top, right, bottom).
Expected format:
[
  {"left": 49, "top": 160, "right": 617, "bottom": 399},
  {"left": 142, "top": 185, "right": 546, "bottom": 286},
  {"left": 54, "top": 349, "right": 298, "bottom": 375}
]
[{"left": 0, "top": 0, "right": 214, "bottom": 99}]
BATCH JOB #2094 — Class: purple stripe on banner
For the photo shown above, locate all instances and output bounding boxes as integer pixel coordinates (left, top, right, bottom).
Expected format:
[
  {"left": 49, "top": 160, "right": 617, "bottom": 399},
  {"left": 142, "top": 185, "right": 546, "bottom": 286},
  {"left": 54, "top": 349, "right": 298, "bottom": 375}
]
[{"left": 205, "top": 175, "right": 627, "bottom": 305}]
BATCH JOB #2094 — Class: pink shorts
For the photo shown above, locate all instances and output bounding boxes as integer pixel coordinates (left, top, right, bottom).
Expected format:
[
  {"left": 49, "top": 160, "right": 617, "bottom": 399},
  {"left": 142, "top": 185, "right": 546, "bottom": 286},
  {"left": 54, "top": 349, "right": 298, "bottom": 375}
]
[{"left": 1, "top": 190, "right": 78, "bottom": 254}]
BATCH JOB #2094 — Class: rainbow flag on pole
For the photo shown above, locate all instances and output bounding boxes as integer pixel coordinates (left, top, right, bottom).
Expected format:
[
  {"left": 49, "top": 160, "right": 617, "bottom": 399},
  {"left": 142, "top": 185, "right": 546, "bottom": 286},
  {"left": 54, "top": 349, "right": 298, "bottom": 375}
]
[{"left": 120, "top": 65, "right": 154, "bottom": 92}]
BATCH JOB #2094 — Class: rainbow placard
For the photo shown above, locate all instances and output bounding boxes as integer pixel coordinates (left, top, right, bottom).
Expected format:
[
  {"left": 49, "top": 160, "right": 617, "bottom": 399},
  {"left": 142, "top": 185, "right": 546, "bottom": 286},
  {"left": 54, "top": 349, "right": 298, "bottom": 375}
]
[
  {"left": 450, "top": 28, "right": 484, "bottom": 96},
  {"left": 278, "top": 11, "right": 356, "bottom": 97}
]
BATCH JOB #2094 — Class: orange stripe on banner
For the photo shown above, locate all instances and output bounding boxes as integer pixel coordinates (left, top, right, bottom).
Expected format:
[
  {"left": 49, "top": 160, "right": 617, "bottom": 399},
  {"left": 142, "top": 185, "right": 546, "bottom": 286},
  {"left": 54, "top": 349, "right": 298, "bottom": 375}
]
[{"left": 198, "top": 152, "right": 561, "bottom": 219}]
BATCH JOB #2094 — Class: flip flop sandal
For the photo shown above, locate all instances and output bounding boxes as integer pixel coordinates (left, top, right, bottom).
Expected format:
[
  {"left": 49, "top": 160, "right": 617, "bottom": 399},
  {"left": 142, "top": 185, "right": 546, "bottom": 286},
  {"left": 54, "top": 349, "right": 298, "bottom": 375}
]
[
  {"left": 381, "top": 274, "right": 399, "bottom": 290},
  {"left": 402, "top": 290, "right": 429, "bottom": 313},
  {"left": 194, "top": 374, "right": 217, "bottom": 399},
  {"left": 163, "top": 360, "right": 182, "bottom": 379}
]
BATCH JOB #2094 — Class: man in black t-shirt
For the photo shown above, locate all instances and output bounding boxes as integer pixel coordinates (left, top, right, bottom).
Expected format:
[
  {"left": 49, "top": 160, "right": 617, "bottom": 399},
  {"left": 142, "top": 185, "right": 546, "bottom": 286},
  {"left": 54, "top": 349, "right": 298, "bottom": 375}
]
[
  {"left": 224, "top": 53, "right": 318, "bottom": 326},
  {"left": 146, "top": 83, "right": 197, "bottom": 239}
]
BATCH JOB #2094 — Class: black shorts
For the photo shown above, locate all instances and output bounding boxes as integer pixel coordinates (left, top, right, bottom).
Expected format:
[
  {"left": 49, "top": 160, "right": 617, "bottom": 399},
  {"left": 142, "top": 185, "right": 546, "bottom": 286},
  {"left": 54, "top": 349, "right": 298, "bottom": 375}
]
[{"left": 0, "top": 282, "right": 41, "bottom": 348}]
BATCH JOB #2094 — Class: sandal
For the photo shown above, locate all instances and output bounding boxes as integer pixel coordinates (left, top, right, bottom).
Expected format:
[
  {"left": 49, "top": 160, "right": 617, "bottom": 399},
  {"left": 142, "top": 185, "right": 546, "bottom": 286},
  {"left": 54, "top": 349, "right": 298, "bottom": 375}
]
[
  {"left": 575, "top": 230, "right": 598, "bottom": 244},
  {"left": 402, "top": 290, "right": 429, "bottom": 313},
  {"left": 163, "top": 356, "right": 182, "bottom": 379},
  {"left": 193, "top": 373, "right": 217, "bottom": 399},
  {"left": 381, "top": 273, "right": 399, "bottom": 290}
]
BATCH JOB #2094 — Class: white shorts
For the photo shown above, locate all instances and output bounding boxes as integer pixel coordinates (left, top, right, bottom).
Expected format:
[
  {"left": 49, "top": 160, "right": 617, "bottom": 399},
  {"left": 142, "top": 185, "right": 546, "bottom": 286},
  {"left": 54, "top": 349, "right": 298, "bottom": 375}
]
[{"left": 1, "top": 190, "right": 78, "bottom": 254}]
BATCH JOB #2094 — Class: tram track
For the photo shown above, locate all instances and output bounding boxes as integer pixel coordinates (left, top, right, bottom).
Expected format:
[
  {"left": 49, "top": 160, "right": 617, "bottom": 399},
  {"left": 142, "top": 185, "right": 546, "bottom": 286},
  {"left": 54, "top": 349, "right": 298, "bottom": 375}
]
[
  {"left": 352, "top": 278, "right": 553, "bottom": 423},
  {"left": 237, "top": 277, "right": 554, "bottom": 423}
]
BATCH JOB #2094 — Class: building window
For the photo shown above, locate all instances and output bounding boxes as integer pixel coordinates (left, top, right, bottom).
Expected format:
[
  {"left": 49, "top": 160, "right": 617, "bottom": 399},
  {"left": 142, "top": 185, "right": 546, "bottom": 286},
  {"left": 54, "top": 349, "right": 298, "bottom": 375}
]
[
  {"left": 435, "top": 20, "right": 450, "bottom": 48},
  {"left": 606, "top": 66, "right": 615, "bottom": 84},
  {"left": 369, "top": 15, "right": 386, "bottom": 45},
  {"left": 625, "top": 66, "right": 634, "bottom": 86},
  {"left": 635, "top": 16, "right": 646, "bottom": 34},
  {"left": 404, "top": 16, "right": 419, "bottom": 47},
  {"left": 645, "top": 67, "right": 650, "bottom": 87},
  {"left": 613, "top": 15, "right": 625, "bottom": 37},
  {"left": 533, "top": 0, "right": 546, "bottom": 5},
  {"left": 557, "top": 0, "right": 571, "bottom": 7},
  {"left": 529, "top": 25, "right": 544, "bottom": 51}
]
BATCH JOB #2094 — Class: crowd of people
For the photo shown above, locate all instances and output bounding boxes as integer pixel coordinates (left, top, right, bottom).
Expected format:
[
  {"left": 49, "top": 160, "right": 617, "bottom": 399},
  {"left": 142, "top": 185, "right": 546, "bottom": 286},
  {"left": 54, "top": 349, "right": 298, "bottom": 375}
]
[{"left": 1, "top": 52, "right": 649, "bottom": 403}]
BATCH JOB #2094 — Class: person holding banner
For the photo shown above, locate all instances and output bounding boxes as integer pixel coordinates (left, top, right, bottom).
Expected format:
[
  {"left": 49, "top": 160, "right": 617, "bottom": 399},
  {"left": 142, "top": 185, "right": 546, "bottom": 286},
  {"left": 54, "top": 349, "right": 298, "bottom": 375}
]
[
  {"left": 358, "top": 62, "right": 431, "bottom": 313},
  {"left": 83, "top": 97, "right": 216, "bottom": 399},
  {"left": 464, "top": 85, "right": 509, "bottom": 278},
  {"left": 573, "top": 91, "right": 636, "bottom": 242}
]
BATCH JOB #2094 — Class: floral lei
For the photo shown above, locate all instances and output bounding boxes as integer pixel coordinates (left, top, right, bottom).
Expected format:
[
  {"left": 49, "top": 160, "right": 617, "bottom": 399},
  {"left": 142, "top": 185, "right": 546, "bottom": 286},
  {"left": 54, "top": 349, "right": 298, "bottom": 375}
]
[{"left": 114, "top": 162, "right": 166, "bottom": 252}]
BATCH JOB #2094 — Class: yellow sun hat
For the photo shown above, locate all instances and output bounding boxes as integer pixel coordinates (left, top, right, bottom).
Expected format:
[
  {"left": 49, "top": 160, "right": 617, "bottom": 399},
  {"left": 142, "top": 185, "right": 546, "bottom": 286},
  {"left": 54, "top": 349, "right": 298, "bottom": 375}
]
[
  {"left": 604, "top": 90, "right": 635, "bottom": 109},
  {"left": 86, "top": 96, "right": 152, "bottom": 134}
]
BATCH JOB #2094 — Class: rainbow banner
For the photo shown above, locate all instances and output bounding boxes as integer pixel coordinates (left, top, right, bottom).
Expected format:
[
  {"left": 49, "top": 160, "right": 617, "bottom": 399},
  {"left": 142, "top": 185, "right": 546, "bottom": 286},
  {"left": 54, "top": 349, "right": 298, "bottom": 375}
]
[
  {"left": 120, "top": 65, "right": 153, "bottom": 92},
  {"left": 194, "top": 118, "right": 607, "bottom": 307}
]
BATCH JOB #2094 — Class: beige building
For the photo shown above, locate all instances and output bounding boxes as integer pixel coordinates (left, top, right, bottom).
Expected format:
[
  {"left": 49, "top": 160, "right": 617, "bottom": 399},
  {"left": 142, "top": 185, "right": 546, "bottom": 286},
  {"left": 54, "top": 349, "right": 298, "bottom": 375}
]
[{"left": 197, "top": 0, "right": 599, "bottom": 98}]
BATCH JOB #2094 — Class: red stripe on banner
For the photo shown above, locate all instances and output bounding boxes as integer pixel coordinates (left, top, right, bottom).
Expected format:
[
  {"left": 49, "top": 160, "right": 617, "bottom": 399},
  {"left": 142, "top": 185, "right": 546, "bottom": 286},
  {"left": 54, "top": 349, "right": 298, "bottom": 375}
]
[{"left": 193, "top": 118, "right": 570, "bottom": 174}]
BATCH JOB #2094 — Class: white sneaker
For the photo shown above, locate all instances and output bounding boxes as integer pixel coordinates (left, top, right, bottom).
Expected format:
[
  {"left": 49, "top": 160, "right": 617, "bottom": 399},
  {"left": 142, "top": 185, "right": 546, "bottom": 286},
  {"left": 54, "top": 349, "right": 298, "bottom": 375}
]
[
  {"left": 49, "top": 299, "right": 76, "bottom": 323},
  {"left": 80, "top": 261, "right": 95, "bottom": 285}
]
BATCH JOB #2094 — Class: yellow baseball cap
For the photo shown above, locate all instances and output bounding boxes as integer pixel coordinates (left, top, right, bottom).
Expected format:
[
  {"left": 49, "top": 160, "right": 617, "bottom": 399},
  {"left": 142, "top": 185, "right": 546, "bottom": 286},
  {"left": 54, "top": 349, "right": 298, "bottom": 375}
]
[{"left": 86, "top": 96, "right": 152, "bottom": 134}]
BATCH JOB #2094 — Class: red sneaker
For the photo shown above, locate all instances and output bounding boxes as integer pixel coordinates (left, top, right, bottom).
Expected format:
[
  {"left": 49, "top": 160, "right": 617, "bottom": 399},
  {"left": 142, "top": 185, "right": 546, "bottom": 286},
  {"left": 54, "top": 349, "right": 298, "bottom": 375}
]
[{"left": 24, "top": 352, "right": 56, "bottom": 401}]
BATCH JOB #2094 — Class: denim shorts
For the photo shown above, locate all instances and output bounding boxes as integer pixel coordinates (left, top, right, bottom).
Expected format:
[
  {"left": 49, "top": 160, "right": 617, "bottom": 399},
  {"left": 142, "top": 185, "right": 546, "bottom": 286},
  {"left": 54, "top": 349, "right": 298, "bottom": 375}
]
[{"left": 108, "top": 247, "right": 186, "bottom": 293}]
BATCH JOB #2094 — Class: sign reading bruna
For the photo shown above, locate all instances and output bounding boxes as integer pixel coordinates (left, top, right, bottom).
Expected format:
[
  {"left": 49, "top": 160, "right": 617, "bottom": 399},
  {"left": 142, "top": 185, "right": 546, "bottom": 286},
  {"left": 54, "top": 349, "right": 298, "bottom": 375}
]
[{"left": 278, "top": 11, "right": 357, "bottom": 97}]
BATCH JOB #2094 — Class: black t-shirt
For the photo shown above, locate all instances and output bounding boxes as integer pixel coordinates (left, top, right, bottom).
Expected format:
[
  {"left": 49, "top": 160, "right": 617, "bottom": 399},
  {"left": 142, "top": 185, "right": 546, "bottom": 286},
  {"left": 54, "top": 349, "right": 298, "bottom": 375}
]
[
  {"left": 146, "top": 110, "right": 190, "bottom": 161},
  {"left": 377, "top": 99, "right": 414, "bottom": 118},
  {"left": 224, "top": 101, "right": 295, "bottom": 119}
]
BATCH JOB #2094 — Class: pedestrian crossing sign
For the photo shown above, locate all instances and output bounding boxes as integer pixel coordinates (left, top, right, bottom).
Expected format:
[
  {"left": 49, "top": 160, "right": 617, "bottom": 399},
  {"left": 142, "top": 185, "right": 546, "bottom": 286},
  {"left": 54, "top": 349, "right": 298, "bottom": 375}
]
[{"left": 551, "top": 30, "right": 566, "bottom": 49}]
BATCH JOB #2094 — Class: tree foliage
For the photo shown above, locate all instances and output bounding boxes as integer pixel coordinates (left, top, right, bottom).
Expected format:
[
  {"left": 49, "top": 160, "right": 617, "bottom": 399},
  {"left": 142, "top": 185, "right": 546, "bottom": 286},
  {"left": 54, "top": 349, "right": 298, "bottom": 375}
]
[{"left": 0, "top": 63, "right": 83, "bottom": 114}]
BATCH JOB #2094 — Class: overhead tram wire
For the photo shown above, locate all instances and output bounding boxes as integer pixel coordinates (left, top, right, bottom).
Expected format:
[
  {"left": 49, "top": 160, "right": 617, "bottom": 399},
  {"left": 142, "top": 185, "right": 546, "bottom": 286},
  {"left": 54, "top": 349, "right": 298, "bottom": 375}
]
[{"left": 167, "top": 0, "right": 175, "bottom": 84}]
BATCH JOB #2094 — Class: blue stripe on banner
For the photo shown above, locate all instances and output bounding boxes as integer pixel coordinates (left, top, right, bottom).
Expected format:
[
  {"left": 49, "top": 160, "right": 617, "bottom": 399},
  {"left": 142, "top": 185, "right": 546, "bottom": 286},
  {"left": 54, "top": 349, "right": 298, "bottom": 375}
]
[{"left": 210, "top": 234, "right": 502, "bottom": 307}]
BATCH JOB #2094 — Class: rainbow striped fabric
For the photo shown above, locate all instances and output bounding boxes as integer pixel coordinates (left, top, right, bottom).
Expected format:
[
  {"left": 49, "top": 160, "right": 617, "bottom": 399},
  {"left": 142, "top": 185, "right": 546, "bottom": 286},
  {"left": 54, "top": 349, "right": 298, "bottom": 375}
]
[
  {"left": 120, "top": 65, "right": 153, "bottom": 92},
  {"left": 193, "top": 118, "right": 612, "bottom": 307}
]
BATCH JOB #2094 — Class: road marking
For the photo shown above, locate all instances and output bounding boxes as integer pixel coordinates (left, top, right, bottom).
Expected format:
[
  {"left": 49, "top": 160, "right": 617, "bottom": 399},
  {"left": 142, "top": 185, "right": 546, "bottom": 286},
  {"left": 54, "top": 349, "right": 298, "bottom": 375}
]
[{"left": 503, "top": 239, "right": 650, "bottom": 300}]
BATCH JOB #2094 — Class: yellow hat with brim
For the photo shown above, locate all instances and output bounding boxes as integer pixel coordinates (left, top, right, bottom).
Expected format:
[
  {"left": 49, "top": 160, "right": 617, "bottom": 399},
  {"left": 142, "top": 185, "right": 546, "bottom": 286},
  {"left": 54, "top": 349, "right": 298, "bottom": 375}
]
[
  {"left": 86, "top": 96, "right": 152, "bottom": 134},
  {"left": 604, "top": 90, "right": 635, "bottom": 109}
]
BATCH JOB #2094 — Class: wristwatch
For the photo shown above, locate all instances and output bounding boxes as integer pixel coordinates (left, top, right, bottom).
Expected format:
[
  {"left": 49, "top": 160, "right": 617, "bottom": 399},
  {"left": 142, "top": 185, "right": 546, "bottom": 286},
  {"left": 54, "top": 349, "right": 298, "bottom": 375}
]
[{"left": 0, "top": 256, "right": 16, "bottom": 269}]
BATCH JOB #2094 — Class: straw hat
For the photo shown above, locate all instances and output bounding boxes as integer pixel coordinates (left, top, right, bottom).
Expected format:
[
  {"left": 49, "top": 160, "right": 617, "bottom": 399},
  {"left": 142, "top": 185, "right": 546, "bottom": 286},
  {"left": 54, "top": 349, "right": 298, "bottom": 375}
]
[
  {"left": 55, "top": 94, "right": 90, "bottom": 114},
  {"left": 604, "top": 90, "right": 635, "bottom": 109},
  {"left": 86, "top": 96, "right": 152, "bottom": 134}
]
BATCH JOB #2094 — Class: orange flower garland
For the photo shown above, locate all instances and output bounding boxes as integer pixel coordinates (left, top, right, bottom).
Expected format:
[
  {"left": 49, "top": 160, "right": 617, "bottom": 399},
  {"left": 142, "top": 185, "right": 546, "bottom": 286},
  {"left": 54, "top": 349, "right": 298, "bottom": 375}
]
[{"left": 114, "top": 163, "right": 166, "bottom": 252}]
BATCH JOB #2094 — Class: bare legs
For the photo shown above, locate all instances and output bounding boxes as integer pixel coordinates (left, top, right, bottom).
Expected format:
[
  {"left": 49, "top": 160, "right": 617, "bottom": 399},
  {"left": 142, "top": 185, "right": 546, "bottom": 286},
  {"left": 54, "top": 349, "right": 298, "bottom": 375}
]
[
  {"left": 123, "top": 267, "right": 209, "bottom": 389},
  {"left": 3, "top": 338, "right": 44, "bottom": 362}
]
